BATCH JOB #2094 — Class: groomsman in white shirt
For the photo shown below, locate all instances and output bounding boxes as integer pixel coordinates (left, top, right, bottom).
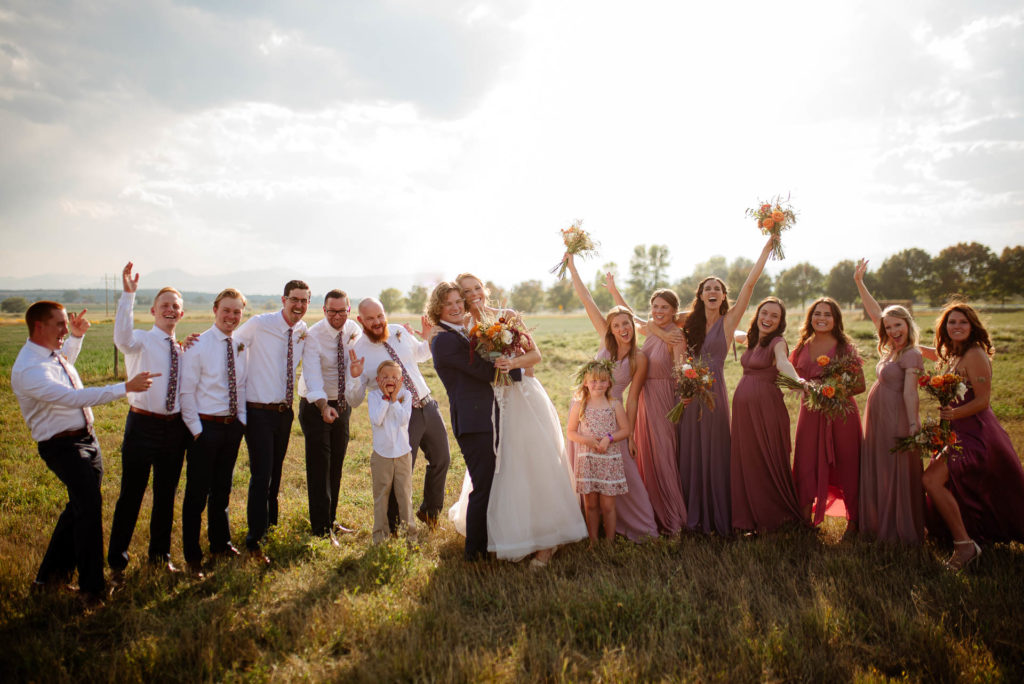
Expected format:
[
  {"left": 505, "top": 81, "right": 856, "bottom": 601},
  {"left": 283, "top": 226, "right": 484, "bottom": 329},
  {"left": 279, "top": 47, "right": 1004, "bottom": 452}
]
[
  {"left": 297, "top": 289, "right": 361, "bottom": 544},
  {"left": 11, "top": 302, "right": 157, "bottom": 603},
  {"left": 235, "top": 279, "right": 332, "bottom": 564},
  {"left": 179, "top": 288, "right": 248, "bottom": 576},
  {"left": 350, "top": 298, "right": 450, "bottom": 531},
  {"left": 107, "top": 262, "right": 192, "bottom": 579}
]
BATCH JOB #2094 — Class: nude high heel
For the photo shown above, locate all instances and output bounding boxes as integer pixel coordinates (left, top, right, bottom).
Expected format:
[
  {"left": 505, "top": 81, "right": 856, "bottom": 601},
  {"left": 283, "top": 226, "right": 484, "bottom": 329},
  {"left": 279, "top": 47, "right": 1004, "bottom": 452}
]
[{"left": 945, "top": 539, "right": 981, "bottom": 572}]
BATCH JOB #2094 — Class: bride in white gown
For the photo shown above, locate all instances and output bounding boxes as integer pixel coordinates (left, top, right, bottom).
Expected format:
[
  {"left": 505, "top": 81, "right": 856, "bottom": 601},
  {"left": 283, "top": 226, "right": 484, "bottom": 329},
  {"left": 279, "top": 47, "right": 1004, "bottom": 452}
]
[{"left": 448, "top": 273, "right": 586, "bottom": 563}]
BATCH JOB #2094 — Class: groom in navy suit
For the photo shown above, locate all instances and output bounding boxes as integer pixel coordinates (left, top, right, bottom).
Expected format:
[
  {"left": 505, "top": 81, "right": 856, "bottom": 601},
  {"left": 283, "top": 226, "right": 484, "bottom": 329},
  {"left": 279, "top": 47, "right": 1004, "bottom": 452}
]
[{"left": 428, "top": 282, "right": 520, "bottom": 561}]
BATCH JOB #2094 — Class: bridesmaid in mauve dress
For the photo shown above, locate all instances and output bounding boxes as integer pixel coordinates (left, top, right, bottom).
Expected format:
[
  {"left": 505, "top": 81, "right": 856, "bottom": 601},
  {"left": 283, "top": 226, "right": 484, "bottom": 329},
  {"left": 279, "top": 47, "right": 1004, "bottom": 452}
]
[
  {"left": 922, "top": 302, "right": 1024, "bottom": 570},
  {"left": 790, "top": 297, "right": 865, "bottom": 535},
  {"left": 675, "top": 235, "right": 775, "bottom": 535},
  {"left": 854, "top": 259, "right": 925, "bottom": 544},
  {"left": 730, "top": 297, "right": 804, "bottom": 533},
  {"left": 564, "top": 254, "right": 658, "bottom": 541}
]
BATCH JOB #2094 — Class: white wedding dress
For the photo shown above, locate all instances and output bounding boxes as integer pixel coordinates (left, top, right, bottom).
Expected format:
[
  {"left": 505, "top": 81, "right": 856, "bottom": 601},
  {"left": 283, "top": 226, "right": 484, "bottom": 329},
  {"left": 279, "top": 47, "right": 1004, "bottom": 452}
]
[{"left": 449, "top": 374, "right": 587, "bottom": 560}]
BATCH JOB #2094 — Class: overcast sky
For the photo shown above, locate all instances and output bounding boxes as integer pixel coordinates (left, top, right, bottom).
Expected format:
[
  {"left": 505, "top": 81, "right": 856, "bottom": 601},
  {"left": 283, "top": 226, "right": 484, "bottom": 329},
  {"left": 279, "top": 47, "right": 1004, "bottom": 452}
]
[{"left": 1, "top": 0, "right": 1022, "bottom": 294}]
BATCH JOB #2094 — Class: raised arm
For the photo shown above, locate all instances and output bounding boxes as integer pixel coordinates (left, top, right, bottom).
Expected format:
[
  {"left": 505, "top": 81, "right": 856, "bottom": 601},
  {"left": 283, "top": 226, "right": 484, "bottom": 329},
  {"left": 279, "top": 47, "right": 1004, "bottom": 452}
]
[
  {"left": 114, "top": 262, "right": 143, "bottom": 354},
  {"left": 566, "top": 252, "right": 608, "bottom": 336},
  {"left": 854, "top": 258, "right": 883, "bottom": 329},
  {"left": 723, "top": 235, "right": 774, "bottom": 340},
  {"left": 605, "top": 271, "right": 632, "bottom": 313}
]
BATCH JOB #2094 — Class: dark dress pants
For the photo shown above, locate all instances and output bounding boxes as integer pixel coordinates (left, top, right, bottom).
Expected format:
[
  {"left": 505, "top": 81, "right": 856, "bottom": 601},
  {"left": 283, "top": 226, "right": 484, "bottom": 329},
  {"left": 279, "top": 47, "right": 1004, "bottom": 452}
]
[
  {"left": 245, "top": 406, "right": 293, "bottom": 550},
  {"left": 298, "top": 398, "right": 350, "bottom": 536},
  {"left": 107, "top": 411, "right": 189, "bottom": 570},
  {"left": 387, "top": 398, "right": 450, "bottom": 531},
  {"left": 181, "top": 419, "right": 243, "bottom": 563},
  {"left": 456, "top": 431, "right": 496, "bottom": 561},
  {"left": 37, "top": 431, "right": 105, "bottom": 595}
]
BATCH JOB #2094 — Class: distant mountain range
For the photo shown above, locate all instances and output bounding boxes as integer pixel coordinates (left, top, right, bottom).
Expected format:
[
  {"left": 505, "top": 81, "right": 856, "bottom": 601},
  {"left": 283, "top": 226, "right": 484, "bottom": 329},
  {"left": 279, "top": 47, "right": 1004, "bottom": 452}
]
[{"left": 0, "top": 268, "right": 446, "bottom": 300}]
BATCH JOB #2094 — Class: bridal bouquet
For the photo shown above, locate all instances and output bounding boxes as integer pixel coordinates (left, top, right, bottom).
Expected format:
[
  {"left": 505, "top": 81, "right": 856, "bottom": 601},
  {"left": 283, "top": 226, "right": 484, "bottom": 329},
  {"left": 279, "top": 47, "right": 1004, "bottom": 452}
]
[
  {"left": 776, "top": 351, "right": 862, "bottom": 420},
  {"left": 550, "top": 219, "right": 599, "bottom": 280},
  {"left": 891, "top": 417, "right": 961, "bottom": 462},
  {"left": 667, "top": 356, "right": 716, "bottom": 423},
  {"left": 469, "top": 310, "right": 532, "bottom": 386},
  {"left": 745, "top": 194, "right": 797, "bottom": 260},
  {"left": 918, "top": 369, "right": 967, "bottom": 407}
]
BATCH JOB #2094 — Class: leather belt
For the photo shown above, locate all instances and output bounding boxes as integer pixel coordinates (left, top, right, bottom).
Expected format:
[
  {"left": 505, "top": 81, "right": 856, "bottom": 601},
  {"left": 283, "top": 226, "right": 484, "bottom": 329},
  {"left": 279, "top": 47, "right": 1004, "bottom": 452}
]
[
  {"left": 412, "top": 396, "right": 435, "bottom": 409},
  {"left": 246, "top": 401, "right": 291, "bottom": 413},
  {"left": 199, "top": 414, "right": 237, "bottom": 424},
  {"left": 44, "top": 426, "right": 93, "bottom": 442},
  {"left": 130, "top": 407, "right": 182, "bottom": 421}
]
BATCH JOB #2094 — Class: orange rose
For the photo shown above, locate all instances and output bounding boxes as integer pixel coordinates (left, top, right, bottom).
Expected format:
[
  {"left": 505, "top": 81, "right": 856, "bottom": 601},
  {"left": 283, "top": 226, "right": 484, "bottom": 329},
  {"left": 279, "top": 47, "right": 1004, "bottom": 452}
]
[
  {"left": 684, "top": 368, "right": 698, "bottom": 379},
  {"left": 761, "top": 203, "right": 771, "bottom": 213},
  {"left": 771, "top": 210, "right": 784, "bottom": 223},
  {"left": 822, "top": 386, "right": 836, "bottom": 398},
  {"left": 816, "top": 355, "right": 830, "bottom": 367},
  {"left": 762, "top": 218, "right": 775, "bottom": 231},
  {"left": 930, "top": 375, "right": 944, "bottom": 387}
]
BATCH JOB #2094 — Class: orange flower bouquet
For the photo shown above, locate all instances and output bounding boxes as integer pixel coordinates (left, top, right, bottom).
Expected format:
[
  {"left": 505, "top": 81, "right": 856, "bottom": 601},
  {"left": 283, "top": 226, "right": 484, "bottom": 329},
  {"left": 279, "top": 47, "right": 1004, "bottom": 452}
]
[
  {"left": 745, "top": 194, "right": 797, "bottom": 260},
  {"left": 891, "top": 418, "right": 962, "bottom": 462},
  {"left": 550, "top": 219, "right": 599, "bottom": 279},
  {"left": 667, "top": 356, "right": 716, "bottom": 422},
  {"left": 469, "top": 310, "right": 532, "bottom": 386},
  {"left": 917, "top": 369, "right": 967, "bottom": 407},
  {"left": 776, "top": 351, "right": 862, "bottom": 419}
]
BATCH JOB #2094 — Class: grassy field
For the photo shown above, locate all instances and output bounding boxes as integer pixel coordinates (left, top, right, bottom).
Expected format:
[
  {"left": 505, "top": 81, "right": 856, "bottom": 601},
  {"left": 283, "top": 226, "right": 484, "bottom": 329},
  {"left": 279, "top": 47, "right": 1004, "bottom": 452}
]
[{"left": 1, "top": 308, "right": 1023, "bottom": 682}]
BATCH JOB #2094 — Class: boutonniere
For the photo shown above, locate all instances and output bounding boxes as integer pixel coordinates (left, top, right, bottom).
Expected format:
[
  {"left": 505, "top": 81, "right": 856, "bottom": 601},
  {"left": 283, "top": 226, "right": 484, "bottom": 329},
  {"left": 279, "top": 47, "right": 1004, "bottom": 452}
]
[
  {"left": 395, "top": 329, "right": 402, "bottom": 342},
  {"left": 397, "top": 394, "right": 406, "bottom": 404},
  {"left": 348, "top": 332, "right": 357, "bottom": 344},
  {"left": 298, "top": 331, "right": 308, "bottom": 342},
  {"left": 237, "top": 342, "right": 246, "bottom": 352}
]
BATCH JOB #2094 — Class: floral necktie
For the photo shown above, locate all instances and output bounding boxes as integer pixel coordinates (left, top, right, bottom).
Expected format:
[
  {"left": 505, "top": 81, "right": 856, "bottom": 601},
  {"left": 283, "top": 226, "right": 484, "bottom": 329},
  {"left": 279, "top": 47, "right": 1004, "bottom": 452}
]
[
  {"left": 381, "top": 340, "right": 421, "bottom": 405},
  {"left": 336, "top": 333, "right": 347, "bottom": 411},
  {"left": 225, "top": 337, "right": 238, "bottom": 417},
  {"left": 53, "top": 351, "right": 93, "bottom": 426},
  {"left": 166, "top": 337, "right": 178, "bottom": 412},
  {"left": 285, "top": 327, "right": 295, "bottom": 406}
]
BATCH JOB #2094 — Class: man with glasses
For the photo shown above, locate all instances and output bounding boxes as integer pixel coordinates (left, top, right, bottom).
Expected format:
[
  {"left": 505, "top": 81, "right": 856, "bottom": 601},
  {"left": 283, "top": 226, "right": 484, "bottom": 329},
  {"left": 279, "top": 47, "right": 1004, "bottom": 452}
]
[
  {"left": 297, "top": 289, "right": 362, "bottom": 544},
  {"left": 234, "top": 280, "right": 331, "bottom": 564}
]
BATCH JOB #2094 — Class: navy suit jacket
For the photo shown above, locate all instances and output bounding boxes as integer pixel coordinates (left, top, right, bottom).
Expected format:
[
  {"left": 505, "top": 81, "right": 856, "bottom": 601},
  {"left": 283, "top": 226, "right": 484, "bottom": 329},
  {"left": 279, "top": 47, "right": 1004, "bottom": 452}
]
[{"left": 430, "top": 322, "right": 519, "bottom": 437}]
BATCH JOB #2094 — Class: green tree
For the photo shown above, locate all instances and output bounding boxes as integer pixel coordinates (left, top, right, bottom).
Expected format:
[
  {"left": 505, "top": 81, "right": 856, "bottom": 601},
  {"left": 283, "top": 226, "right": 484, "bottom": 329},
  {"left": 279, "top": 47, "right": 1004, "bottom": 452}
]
[
  {"left": 546, "top": 279, "right": 576, "bottom": 312},
  {"left": 930, "top": 242, "right": 996, "bottom": 304},
  {"left": 2, "top": 296, "right": 29, "bottom": 313},
  {"left": 405, "top": 285, "right": 428, "bottom": 315},
  {"left": 510, "top": 280, "right": 544, "bottom": 313},
  {"left": 485, "top": 281, "right": 507, "bottom": 306},
  {"left": 774, "top": 262, "right": 825, "bottom": 309},
  {"left": 824, "top": 260, "right": 859, "bottom": 309},
  {"left": 993, "top": 246, "right": 1024, "bottom": 305},
  {"left": 592, "top": 262, "right": 618, "bottom": 312},
  {"left": 379, "top": 287, "right": 405, "bottom": 313},
  {"left": 875, "top": 248, "right": 934, "bottom": 302},
  {"left": 62, "top": 290, "right": 80, "bottom": 302},
  {"left": 626, "top": 245, "right": 671, "bottom": 309},
  {"left": 726, "top": 257, "right": 772, "bottom": 303},
  {"left": 675, "top": 255, "right": 728, "bottom": 306}
]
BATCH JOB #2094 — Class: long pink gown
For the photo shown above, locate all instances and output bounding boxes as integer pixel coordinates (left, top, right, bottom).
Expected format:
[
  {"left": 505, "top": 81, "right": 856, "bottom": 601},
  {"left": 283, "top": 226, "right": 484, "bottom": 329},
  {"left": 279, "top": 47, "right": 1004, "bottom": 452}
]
[
  {"left": 634, "top": 330, "right": 687, "bottom": 534},
  {"left": 730, "top": 338, "right": 803, "bottom": 532},
  {"left": 859, "top": 348, "right": 925, "bottom": 544},
  {"left": 566, "top": 350, "right": 658, "bottom": 541},
  {"left": 791, "top": 343, "right": 863, "bottom": 526}
]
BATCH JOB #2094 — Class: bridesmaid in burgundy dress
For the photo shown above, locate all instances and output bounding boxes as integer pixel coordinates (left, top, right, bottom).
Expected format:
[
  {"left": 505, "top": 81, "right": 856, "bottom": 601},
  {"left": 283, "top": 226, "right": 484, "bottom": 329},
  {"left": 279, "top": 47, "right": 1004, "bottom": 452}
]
[
  {"left": 677, "top": 235, "right": 775, "bottom": 535},
  {"left": 564, "top": 254, "right": 658, "bottom": 541},
  {"left": 790, "top": 297, "right": 866, "bottom": 536},
  {"left": 730, "top": 297, "right": 805, "bottom": 532},
  {"left": 854, "top": 259, "right": 925, "bottom": 544},
  {"left": 922, "top": 302, "right": 1024, "bottom": 570}
]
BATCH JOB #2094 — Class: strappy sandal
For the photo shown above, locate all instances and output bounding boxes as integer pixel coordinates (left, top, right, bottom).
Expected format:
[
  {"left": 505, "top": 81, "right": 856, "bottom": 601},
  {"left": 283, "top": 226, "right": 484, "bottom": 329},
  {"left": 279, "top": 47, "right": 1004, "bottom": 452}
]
[{"left": 945, "top": 539, "right": 981, "bottom": 572}]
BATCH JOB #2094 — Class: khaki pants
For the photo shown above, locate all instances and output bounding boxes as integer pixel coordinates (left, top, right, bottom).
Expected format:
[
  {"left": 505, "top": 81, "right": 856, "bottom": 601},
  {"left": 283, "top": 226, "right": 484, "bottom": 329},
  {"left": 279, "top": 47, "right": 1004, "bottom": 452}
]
[{"left": 371, "top": 451, "right": 414, "bottom": 543}]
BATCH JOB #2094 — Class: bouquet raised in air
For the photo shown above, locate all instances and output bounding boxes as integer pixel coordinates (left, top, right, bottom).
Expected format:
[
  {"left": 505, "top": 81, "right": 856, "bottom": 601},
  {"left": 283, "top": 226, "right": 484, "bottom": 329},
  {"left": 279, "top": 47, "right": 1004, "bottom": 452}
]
[
  {"left": 469, "top": 310, "right": 532, "bottom": 386},
  {"left": 745, "top": 194, "right": 797, "bottom": 260},
  {"left": 776, "top": 351, "right": 862, "bottom": 420},
  {"left": 667, "top": 356, "right": 716, "bottom": 423},
  {"left": 891, "top": 417, "right": 962, "bottom": 462},
  {"left": 550, "top": 219, "right": 599, "bottom": 280},
  {"left": 918, "top": 369, "right": 967, "bottom": 407}
]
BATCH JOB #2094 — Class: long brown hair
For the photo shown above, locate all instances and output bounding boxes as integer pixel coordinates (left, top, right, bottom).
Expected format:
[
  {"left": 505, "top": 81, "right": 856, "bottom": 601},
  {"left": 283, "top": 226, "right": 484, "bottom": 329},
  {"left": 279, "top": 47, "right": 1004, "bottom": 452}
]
[
  {"left": 746, "top": 297, "right": 787, "bottom": 348},
  {"left": 793, "top": 297, "right": 853, "bottom": 356},
  {"left": 934, "top": 301, "right": 993, "bottom": 362},
  {"left": 602, "top": 306, "right": 639, "bottom": 375},
  {"left": 682, "top": 277, "right": 728, "bottom": 356}
]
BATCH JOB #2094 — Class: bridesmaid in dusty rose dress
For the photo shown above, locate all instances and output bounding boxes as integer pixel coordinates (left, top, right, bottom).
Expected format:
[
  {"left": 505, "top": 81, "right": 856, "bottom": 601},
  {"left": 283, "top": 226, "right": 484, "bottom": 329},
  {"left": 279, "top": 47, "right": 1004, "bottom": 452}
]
[
  {"left": 790, "top": 297, "right": 866, "bottom": 536},
  {"left": 564, "top": 254, "right": 658, "bottom": 541},
  {"left": 676, "top": 235, "right": 775, "bottom": 535},
  {"left": 854, "top": 259, "right": 925, "bottom": 544},
  {"left": 922, "top": 302, "right": 1024, "bottom": 570},
  {"left": 730, "top": 297, "right": 805, "bottom": 533}
]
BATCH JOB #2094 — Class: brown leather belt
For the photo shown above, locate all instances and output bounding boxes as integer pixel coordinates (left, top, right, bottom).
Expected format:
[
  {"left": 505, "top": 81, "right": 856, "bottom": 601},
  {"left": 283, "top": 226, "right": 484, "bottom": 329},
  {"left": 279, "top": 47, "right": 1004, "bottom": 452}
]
[
  {"left": 45, "top": 427, "right": 93, "bottom": 442},
  {"left": 130, "top": 407, "right": 182, "bottom": 421},
  {"left": 199, "top": 414, "right": 237, "bottom": 424},
  {"left": 247, "top": 401, "right": 291, "bottom": 412}
]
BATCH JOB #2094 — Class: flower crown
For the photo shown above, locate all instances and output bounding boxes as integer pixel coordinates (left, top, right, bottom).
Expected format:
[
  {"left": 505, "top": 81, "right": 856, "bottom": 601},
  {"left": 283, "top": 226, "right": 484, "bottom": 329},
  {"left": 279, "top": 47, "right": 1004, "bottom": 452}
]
[{"left": 573, "top": 358, "right": 616, "bottom": 387}]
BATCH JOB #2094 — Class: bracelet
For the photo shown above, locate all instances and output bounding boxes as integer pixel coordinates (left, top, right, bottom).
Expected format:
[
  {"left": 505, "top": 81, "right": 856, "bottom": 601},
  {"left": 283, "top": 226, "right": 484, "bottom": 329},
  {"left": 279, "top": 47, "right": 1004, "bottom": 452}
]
[{"left": 606, "top": 433, "right": 613, "bottom": 442}]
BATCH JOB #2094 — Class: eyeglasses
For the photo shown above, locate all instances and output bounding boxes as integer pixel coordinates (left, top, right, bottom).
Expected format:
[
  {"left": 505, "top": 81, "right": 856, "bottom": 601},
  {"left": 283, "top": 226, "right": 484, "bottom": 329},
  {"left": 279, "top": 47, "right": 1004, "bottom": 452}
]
[
  {"left": 286, "top": 297, "right": 310, "bottom": 305},
  {"left": 325, "top": 307, "right": 351, "bottom": 316}
]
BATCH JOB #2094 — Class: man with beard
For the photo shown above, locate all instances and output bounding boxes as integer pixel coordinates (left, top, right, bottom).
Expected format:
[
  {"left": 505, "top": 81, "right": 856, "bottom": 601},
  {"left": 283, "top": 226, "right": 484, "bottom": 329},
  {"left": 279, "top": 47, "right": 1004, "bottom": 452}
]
[{"left": 349, "top": 297, "right": 450, "bottom": 531}]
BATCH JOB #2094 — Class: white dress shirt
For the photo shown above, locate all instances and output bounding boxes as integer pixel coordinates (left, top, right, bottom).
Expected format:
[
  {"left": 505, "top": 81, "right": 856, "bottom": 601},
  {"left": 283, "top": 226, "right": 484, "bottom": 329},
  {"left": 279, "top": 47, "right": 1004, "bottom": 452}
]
[
  {"left": 367, "top": 388, "right": 413, "bottom": 458},
  {"left": 11, "top": 336, "right": 126, "bottom": 442},
  {"left": 114, "top": 291, "right": 181, "bottom": 413},
  {"left": 350, "top": 325, "right": 432, "bottom": 407},
  {"left": 234, "top": 311, "right": 326, "bottom": 405},
  {"left": 297, "top": 318, "right": 362, "bottom": 402},
  {"left": 179, "top": 327, "right": 248, "bottom": 437}
]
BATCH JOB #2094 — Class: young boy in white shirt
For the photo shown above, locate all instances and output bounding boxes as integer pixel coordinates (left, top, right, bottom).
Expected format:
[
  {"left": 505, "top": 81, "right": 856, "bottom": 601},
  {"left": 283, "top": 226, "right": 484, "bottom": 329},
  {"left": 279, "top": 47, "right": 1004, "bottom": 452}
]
[{"left": 367, "top": 360, "right": 416, "bottom": 543}]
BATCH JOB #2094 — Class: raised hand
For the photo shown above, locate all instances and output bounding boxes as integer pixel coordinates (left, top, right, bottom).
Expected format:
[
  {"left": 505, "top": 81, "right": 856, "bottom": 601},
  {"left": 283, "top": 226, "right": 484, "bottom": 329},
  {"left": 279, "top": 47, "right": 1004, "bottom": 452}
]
[
  {"left": 603, "top": 271, "right": 616, "bottom": 291},
  {"left": 348, "top": 349, "right": 365, "bottom": 378},
  {"left": 126, "top": 371, "right": 161, "bottom": 392},
  {"left": 854, "top": 258, "right": 869, "bottom": 283},
  {"left": 419, "top": 315, "right": 433, "bottom": 339},
  {"left": 68, "top": 309, "right": 91, "bottom": 338},
  {"left": 122, "top": 262, "right": 140, "bottom": 293}
]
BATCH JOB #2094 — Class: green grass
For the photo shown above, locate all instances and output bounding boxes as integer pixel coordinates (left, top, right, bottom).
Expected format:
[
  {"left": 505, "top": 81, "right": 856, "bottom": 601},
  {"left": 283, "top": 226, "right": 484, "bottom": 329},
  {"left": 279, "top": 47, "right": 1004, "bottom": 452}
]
[{"left": 1, "top": 310, "right": 1023, "bottom": 682}]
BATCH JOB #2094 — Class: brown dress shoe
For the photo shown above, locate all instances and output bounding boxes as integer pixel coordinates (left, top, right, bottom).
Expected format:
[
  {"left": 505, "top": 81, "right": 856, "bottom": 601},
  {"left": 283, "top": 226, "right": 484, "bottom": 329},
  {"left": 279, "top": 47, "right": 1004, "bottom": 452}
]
[{"left": 416, "top": 510, "right": 439, "bottom": 530}]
